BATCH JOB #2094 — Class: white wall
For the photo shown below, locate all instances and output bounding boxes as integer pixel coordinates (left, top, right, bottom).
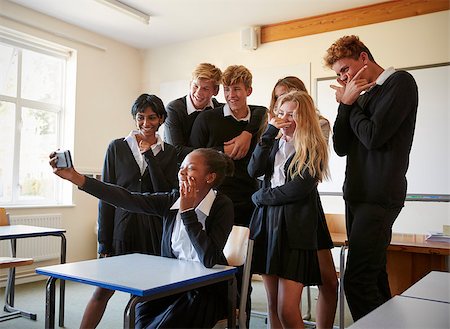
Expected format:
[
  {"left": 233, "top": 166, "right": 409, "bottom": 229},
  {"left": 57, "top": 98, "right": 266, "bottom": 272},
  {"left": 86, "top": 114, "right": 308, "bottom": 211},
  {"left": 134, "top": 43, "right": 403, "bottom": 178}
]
[
  {"left": 1, "top": 1, "right": 141, "bottom": 271},
  {"left": 142, "top": 11, "right": 450, "bottom": 234}
]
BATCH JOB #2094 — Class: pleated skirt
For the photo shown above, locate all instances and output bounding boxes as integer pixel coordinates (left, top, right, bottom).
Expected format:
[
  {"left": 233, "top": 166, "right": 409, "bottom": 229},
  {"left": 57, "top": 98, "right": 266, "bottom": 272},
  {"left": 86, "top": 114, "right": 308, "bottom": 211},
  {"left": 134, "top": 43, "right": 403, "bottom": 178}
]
[
  {"left": 250, "top": 206, "right": 322, "bottom": 286},
  {"left": 112, "top": 213, "right": 163, "bottom": 256}
]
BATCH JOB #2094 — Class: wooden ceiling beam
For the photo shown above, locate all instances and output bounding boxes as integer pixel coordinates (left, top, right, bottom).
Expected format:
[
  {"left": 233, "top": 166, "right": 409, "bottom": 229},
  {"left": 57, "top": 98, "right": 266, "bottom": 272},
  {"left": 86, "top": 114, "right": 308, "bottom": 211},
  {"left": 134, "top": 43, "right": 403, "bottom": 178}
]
[{"left": 261, "top": 0, "right": 450, "bottom": 44}]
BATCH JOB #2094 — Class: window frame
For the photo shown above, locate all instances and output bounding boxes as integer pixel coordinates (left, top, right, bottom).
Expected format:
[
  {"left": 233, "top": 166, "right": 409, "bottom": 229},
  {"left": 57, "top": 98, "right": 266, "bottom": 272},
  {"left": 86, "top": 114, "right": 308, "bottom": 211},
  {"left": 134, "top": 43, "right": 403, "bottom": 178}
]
[{"left": 0, "top": 27, "right": 76, "bottom": 208}]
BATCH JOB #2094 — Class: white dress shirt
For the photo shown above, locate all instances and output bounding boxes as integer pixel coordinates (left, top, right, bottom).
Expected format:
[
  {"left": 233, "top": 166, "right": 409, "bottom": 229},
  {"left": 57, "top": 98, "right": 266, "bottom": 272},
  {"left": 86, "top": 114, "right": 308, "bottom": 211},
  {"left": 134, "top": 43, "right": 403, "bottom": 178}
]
[
  {"left": 186, "top": 95, "right": 214, "bottom": 115},
  {"left": 376, "top": 66, "right": 395, "bottom": 85},
  {"left": 270, "top": 135, "right": 295, "bottom": 188},
  {"left": 125, "top": 130, "right": 164, "bottom": 176},
  {"left": 223, "top": 104, "right": 250, "bottom": 122},
  {"left": 169, "top": 189, "right": 217, "bottom": 262}
]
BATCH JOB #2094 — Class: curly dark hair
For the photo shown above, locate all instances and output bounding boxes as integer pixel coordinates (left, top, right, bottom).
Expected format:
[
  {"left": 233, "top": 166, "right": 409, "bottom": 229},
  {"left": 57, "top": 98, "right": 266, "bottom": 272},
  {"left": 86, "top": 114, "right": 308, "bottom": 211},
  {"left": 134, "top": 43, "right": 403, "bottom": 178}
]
[{"left": 324, "top": 35, "right": 375, "bottom": 68}]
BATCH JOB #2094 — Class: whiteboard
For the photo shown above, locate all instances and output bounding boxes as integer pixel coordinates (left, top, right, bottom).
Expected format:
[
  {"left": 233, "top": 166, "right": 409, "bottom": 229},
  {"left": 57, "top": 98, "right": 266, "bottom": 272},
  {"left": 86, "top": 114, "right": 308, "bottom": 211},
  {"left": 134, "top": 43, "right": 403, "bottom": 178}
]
[{"left": 315, "top": 63, "right": 450, "bottom": 197}]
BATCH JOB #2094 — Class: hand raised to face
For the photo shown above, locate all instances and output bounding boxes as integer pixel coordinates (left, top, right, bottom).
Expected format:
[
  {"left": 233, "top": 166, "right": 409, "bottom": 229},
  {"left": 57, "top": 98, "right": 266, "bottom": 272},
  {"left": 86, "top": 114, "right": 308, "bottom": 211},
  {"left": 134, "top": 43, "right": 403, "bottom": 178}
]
[
  {"left": 138, "top": 139, "right": 152, "bottom": 153},
  {"left": 179, "top": 176, "right": 197, "bottom": 211},
  {"left": 329, "top": 78, "right": 346, "bottom": 104},
  {"left": 269, "top": 116, "right": 292, "bottom": 130},
  {"left": 330, "top": 65, "right": 376, "bottom": 105}
]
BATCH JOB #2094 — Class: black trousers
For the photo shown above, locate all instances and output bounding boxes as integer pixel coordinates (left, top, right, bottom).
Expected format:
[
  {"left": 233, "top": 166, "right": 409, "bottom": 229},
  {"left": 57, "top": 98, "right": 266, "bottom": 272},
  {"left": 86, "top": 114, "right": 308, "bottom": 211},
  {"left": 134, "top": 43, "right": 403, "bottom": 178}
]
[
  {"left": 135, "top": 284, "right": 226, "bottom": 328},
  {"left": 343, "top": 202, "right": 402, "bottom": 321}
]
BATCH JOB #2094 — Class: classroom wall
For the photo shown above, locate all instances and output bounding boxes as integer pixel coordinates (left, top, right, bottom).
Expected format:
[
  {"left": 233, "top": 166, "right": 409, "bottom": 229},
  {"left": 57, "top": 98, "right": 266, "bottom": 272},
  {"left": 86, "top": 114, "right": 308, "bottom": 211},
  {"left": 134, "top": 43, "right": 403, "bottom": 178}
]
[
  {"left": 1, "top": 1, "right": 141, "bottom": 274},
  {"left": 142, "top": 11, "right": 450, "bottom": 234}
]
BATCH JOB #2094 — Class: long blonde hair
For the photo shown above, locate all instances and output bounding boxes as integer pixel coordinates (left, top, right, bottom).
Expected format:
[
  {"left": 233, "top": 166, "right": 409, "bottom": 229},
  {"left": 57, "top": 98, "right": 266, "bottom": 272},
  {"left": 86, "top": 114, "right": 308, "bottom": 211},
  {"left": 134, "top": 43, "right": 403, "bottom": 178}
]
[{"left": 276, "top": 91, "right": 329, "bottom": 182}]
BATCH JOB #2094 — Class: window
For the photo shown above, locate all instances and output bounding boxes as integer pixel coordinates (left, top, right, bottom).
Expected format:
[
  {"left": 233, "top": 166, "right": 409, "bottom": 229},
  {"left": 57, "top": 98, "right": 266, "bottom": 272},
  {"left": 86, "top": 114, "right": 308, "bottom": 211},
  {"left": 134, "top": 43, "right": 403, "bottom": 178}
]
[{"left": 0, "top": 27, "right": 76, "bottom": 207}]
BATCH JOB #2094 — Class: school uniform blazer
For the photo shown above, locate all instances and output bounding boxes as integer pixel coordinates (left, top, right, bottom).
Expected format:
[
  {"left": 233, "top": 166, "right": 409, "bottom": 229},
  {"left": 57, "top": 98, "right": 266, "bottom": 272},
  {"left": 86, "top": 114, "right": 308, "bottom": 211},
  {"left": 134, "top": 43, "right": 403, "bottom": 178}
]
[
  {"left": 83, "top": 176, "right": 233, "bottom": 268},
  {"left": 164, "top": 96, "right": 221, "bottom": 164},
  {"left": 248, "top": 125, "right": 320, "bottom": 249},
  {"left": 98, "top": 138, "right": 178, "bottom": 254},
  {"left": 189, "top": 105, "right": 268, "bottom": 203}
]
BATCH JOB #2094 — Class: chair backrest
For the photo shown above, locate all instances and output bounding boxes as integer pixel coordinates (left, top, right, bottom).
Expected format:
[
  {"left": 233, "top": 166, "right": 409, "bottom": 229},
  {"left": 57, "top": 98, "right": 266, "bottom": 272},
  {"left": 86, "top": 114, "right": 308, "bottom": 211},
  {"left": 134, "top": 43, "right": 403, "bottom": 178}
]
[
  {"left": 222, "top": 225, "right": 254, "bottom": 329},
  {"left": 223, "top": 225, "right": 250, "bottom": 266},
  {"left": 325, "top": 213, "right": 346, "bottom": 235},
  {"left": 0, "top": 208, "right": 10, "bottom": 226}
]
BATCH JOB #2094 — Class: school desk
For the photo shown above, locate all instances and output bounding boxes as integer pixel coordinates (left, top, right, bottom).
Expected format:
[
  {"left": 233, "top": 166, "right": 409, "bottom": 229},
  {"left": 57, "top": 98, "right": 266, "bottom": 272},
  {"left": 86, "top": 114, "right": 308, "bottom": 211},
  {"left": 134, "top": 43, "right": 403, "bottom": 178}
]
[
  {"left": 0, "top": 225, "right": 66, "bottom": 324},
  {"left": 347, "top": 295, "right": 450, "bottom": 329},
  {"left": 36, "top": 253, "right": 237, "bottom": 329},
  {"left": 387, "top": 233, "right": 450, "bottom": 295},
  {"left": 401, "top": 270, "right": 450, "bottom": 303},
  {"left": 331, "top": 232, "right": 450, "bottom": 296}
]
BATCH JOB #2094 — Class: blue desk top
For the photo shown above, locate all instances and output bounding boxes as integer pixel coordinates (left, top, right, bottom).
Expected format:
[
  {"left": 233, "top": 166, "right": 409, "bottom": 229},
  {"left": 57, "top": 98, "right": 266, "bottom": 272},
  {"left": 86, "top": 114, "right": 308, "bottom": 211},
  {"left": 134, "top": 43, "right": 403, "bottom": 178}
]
[
  {"left": 0, "top": 225, "right": 66, "bottom": 239},
  {"left": 36, "top": 253, "right": 237, "bottom": 296}
]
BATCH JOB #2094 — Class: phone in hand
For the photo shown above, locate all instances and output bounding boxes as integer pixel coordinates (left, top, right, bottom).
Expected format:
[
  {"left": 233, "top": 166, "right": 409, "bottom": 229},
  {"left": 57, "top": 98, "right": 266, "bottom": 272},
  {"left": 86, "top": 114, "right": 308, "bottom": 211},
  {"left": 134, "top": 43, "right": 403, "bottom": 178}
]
[{"left": 55, "top": 150, "right": 73, "bottom": 168}]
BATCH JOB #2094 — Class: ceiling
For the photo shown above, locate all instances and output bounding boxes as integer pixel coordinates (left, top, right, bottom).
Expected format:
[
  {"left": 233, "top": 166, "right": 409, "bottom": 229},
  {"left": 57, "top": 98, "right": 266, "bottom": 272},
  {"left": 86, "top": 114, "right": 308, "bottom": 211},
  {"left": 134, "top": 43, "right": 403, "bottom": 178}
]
[{"left": 7, "top": 0, "right": 388, "bottom": 49}]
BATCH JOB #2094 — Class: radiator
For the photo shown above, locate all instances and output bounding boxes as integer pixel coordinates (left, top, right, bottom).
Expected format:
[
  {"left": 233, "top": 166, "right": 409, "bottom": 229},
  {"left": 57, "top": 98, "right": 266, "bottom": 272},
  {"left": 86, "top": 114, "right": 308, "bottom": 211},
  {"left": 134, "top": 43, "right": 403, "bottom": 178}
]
[{"left": 0, "top": 213, "right": 62, "bottom": 261}]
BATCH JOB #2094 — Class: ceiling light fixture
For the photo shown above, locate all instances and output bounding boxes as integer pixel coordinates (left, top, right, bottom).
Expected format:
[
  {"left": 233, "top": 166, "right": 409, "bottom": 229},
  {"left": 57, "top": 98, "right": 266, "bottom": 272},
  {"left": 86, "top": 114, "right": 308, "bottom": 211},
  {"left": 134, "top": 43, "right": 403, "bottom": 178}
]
[{"left": 95, "top": 0, "right": 150, "bottom": 24}]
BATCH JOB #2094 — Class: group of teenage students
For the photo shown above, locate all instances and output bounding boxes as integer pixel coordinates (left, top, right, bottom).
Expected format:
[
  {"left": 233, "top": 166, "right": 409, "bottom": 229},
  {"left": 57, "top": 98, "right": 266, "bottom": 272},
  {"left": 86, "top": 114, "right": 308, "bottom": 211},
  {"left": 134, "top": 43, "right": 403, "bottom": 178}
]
[{"left": 49, "top": 34, "right": 418, "bottom": 329}]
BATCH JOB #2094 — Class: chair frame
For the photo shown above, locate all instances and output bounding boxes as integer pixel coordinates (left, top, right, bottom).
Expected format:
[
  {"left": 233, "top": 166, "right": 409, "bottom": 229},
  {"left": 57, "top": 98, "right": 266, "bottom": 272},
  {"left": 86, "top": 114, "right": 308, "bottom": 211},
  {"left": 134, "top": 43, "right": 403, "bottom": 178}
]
[
  {"left": 237, "top": 239, "right": 254, "bottom": 328},
  {"left": 217, "top": 225, "right": 254, "bottom": 329}
]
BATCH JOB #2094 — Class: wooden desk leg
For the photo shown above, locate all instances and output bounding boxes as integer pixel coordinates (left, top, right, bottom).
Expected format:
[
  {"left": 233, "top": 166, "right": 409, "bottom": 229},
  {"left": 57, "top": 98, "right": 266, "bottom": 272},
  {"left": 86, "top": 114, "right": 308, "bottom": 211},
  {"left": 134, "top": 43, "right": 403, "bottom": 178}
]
[
  {"left": 45, "top": 277, "right": 57, "bottom": 329},
  {"left": 227, "top": 276, "right": 237, "bottom": 329}
]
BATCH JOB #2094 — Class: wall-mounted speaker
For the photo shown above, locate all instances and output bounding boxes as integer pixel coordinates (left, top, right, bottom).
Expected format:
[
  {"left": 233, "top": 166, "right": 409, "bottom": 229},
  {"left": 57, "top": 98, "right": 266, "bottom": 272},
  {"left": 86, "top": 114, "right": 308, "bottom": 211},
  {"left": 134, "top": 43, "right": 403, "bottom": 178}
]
[{"left": 240, "top": 26, "right": 260, "bottom": 50}]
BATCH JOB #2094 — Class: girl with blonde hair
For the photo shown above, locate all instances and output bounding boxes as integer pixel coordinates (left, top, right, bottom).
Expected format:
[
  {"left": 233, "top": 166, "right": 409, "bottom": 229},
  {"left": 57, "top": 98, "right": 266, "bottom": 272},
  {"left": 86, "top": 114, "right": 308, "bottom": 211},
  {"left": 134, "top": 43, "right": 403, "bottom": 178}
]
[
  {"left": 248, "top": 90, "right": 330, "bottom": 328},
  {"left": 269, "top": 77, "right": 338, "bottom": 328}
]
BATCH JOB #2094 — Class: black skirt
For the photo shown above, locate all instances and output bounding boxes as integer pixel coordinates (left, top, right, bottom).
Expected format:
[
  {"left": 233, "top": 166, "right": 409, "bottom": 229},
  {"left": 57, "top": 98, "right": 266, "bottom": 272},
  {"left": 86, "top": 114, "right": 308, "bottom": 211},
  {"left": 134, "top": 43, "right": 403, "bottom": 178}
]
[
  {"left": 112, "top": 213, "right": 163, "bottom": 256},
  {"left": 317, "top": 211, "right": 334, "bottom": 250},
  {"left": 250, "top": 206, "right": 322, "bottom": 286}
]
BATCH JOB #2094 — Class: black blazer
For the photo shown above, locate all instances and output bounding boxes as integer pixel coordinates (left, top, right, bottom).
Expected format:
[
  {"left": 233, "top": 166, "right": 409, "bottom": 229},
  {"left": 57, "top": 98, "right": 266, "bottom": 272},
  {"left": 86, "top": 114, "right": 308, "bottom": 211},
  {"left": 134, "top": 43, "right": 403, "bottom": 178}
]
[
  {"left": 83, "top": 177, "right": 233, "bottom": 268},
  {"left": 248, "top": 125, "right": 320, "bottom": 249},
  {"left": 164, "top": 96, "right": 221, "bottom": 165},
  {"left": 98, "top": 138, "right": 178, "bottom": 254}
]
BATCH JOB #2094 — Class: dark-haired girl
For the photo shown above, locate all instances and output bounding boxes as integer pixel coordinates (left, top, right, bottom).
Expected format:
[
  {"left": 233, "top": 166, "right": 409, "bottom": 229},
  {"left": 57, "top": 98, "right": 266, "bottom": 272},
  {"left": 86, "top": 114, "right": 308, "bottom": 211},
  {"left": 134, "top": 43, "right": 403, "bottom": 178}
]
[
  {"left": 50, "top": 148, "right": 235, "bottom": 328},
  {"left": 81, "top": 94, "right": 178, "bottom": 328}
]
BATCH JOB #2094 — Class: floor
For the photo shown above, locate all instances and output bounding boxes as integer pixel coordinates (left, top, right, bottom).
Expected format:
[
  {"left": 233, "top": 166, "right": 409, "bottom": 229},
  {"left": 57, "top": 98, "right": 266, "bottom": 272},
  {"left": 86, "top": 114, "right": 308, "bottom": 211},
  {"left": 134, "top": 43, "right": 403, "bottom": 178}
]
[{"left": 0, "top": 278, "right": 354, "bottom": 328}]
